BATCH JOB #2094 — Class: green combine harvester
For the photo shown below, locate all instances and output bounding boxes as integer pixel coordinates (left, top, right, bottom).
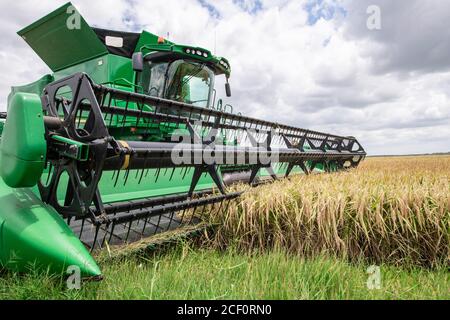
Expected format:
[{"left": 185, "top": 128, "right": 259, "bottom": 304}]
[{"left": 0, "top": 3, "right": 365, "bottom": 278}]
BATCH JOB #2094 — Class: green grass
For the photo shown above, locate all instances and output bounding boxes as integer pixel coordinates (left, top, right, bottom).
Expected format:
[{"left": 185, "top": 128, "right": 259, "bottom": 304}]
[{"left": 1, "top": 244, "right": 448, "bottom": 300}]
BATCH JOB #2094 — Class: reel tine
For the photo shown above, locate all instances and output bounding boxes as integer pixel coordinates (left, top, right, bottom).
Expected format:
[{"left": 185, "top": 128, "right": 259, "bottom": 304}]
[
  {"left": 198, "top": 204, "right": 207, "bottom": 222},
  {"left": 169, "top": 168, "right": 176, "bottom": 181},
  {"left": 166, "top": 211, "right": 176, "bottom": 230},
  {"left": 225, "top": 198, "right": 233, "bottom": 211},
  {"left": 182, "top": 167, "right": 190, "bottom": 180},
  {"left": 146, "top": 217, "right": 163, "bottom": 234},
  {"left": 141, "top": 217, "right": 149, "bottom": 234},
  {"left": 135, "top": 97, "right": 145, "bottom": 126},
  {"left": 138, "top": 151, "right": 149, "bottom": 184},
  {"left": 211, "top": 200, "right": 224, "bottom": 216},
  {"left": 135, "top": 168, "right": 141, "bottom": 180},
  {"left": 101, "top": 222, "right": 111, "bottom": 248},
  {"left": 135, "top": 166, "right": 146, "bottom": 182},
  {"left": 90, "top": 224, "right": 101, "bottom": 253},
  {"left": 153, "top": 214, "right": 163, "bottom": 235},
  {"left": 214, "top": 198, "right": 225, "bottom": 217},
  {"left": 108, "top": 222, "right": 117, "bottom": 243},
  {"left": 201, "top": 202, "right": 214, "bottom": 221},
  {"left": 79, "top": 218, "right": 86, "bottom": 239},
  {"left": 188, "top": 205, "right": 199, "bottom": 225},
  {"left": 155, "top": 168, "right": 161, "bottom": 183},
  {"left": 100, "top": 92, "right": 108, "bottom": 121},
  {"left": 113, "top": 167, "right": 121, "bottom": 187},
  {"left": 125, "top": 220, "right": 133, "bottom": 243},
  {"left": 138, "top": 168, "right": 146, "bottom": 184},
  {"left": 107, "top": 95, "right": 115, "bottom": 126},
  {"left": 123, "top": 167, "right": 131, "bottom": 186},
  {"left": 179, "top": 208, "right": 188, "bottom": 224},
  {"left": 120, "top": 99, "right": 130, "bottom": 137}
]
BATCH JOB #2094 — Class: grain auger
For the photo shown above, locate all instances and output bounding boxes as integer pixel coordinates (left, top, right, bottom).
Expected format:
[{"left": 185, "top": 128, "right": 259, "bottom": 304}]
[{"left": 0, "top": 3, "right": 365, "bottom": 278}]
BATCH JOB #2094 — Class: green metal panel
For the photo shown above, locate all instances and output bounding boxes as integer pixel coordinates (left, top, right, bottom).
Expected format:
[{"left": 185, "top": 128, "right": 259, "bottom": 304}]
[
  {"left": 54, "top": 54, "right": 133, "bottom": 86},
  {"left": 135, "top": 30, "right": 172, "bottom": 52},
  {"left": 38, "top": 168, "right": 216, "bottom": 204},
  {"left": 53, "top": 54, "right": 109, "bottom": 83},
  {"left": 0, "top": 178, "right": 101, "bottom": 277},
  {"left": 0, "top": 93, "right": 46, "bottom": 188},
  {"left": 18, "top": 2, "right": 108, "bottom": 71},
  {"left": 98, "top": 169, "right": 216, "bottom": 204},
  {"left": 8, "top": 74, "right": 54, "bottom": 104},
  {"left": 107, "top": 55, "right": 134, "bottom": 86}
]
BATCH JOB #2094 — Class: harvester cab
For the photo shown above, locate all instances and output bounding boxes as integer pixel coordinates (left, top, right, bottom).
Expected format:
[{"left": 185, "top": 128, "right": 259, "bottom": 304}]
[
  {"left": 0, "top": 2, "right": 365, "bottom": 278},
  {"left": 133, "top": 40, "right": 231, "bottom": 106}
]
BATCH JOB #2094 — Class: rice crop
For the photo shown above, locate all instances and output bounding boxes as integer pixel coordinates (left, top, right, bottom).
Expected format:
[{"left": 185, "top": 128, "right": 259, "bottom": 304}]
[{"left": 206, "top": 156, "right": 450, "bottom": 268}]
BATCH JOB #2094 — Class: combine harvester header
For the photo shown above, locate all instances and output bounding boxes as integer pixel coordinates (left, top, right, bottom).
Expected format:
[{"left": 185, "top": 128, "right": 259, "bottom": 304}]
[{"left": 0, "top": 3, "right": 365, "bottom": 278}]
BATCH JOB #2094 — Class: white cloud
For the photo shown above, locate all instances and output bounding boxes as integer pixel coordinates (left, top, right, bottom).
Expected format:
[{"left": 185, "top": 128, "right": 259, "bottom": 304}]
[{"left": 0, "top": 0, "right": 448, "bottom": 155}]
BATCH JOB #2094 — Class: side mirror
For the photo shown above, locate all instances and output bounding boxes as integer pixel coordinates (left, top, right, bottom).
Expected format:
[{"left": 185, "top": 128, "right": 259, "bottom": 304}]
[
  {"left": 225, "top": 82, "right": 232, "bottom": 97},
  {"left": 132, "top": 52, "right": 144, "bottom": 72}
]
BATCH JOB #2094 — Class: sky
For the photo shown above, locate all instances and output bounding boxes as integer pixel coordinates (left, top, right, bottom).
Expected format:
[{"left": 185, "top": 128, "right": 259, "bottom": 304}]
[{"left": 0, "top": 0, "right": 449, "bottom": 155}]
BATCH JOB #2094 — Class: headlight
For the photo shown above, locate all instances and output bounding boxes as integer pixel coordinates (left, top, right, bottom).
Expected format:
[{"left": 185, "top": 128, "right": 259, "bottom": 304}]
[{"left": 203, "top": 52, "right": 208, "bottom": 57}]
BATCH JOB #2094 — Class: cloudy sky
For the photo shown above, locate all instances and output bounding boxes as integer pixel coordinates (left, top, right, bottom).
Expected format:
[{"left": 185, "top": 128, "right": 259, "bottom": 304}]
[{"left": 0, "top": 0, "right": 449, "bottom": 155}]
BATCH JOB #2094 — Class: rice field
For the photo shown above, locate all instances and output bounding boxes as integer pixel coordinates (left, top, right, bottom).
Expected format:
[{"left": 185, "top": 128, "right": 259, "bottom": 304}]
[
  {"left": 207, "top": 156, "right": 450, "bottom": 268},
  {"left": 1, "top": 156, "right": 448, "bottom": 299}
]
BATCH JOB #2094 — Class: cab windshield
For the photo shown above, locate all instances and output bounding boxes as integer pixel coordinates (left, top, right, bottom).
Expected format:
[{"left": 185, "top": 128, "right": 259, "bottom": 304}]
[{"left": 140, "top": 59, "right": 214, "bottom": 108}]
